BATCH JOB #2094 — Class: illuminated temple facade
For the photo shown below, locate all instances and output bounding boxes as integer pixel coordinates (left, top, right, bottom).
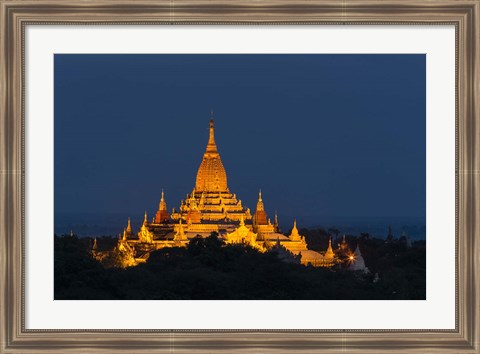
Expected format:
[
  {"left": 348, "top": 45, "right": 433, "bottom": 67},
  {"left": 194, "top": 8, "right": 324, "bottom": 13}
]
[{"left": 114, "top": 118, "right": 336, "bottom": 267}]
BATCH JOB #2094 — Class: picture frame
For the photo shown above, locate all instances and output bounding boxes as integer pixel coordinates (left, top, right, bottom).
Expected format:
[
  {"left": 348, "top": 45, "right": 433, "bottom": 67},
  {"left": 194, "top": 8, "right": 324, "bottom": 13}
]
[{"left": 1, "top": 0, "right": 478, "bottom": 352}]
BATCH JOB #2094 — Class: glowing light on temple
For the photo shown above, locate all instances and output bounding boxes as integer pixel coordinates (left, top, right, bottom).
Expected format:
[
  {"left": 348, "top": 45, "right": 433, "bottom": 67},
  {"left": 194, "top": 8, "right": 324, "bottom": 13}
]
[{"left": 102, "top": 115, "right": 348, "bottom": 268}]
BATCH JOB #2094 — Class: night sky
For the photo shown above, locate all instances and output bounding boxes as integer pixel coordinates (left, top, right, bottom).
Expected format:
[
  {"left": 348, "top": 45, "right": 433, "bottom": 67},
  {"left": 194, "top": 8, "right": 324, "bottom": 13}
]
[{"left": 54, "top": 54, "right": 425, "bottom": 232}]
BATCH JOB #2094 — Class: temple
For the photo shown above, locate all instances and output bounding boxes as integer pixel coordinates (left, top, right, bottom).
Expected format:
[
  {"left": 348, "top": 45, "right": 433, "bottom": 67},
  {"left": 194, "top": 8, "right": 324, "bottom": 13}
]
[
  {"left": 112, "top": 116, "right": 347, "bottom": 268},
  {"left": 348, "top": 244, "right": 368, "bottom": 272}
]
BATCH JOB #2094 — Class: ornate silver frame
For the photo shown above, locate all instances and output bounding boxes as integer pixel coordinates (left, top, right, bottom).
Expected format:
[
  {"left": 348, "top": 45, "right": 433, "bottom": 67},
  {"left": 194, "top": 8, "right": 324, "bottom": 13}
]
[{"left": 1, "top": 0, "right": 479, "bottom": 352}]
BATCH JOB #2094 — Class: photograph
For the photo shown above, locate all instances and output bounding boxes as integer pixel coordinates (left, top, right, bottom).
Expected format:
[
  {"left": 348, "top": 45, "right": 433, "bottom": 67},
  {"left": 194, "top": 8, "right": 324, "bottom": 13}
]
[
  {"left": 54, "top": 54, "right": 427, "bottom": 300},
  {"left": 3, "top": 0, "right": 479, "bottom": 351}
]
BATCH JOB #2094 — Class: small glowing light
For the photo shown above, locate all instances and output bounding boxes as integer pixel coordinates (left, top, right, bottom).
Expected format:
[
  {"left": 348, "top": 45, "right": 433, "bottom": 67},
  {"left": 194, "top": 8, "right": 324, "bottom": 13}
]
[{"left": 349, "top": 256, "right": 354, "bottom": 260}]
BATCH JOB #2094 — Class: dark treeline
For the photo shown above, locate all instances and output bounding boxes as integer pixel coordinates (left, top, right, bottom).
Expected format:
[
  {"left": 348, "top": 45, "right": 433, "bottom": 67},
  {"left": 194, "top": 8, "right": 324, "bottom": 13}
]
[{"left": 54, "top": 230, "right": 425, "bottom": 300}]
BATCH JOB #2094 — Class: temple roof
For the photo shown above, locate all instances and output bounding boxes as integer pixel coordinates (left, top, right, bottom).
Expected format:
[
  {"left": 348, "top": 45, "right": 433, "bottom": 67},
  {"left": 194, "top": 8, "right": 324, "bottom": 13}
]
[
  {"left": 298, "top": 250, "right": 324, "bottom": 260},
  {"left": 261, "top": 233, "right": 290, "bottom": 241}
]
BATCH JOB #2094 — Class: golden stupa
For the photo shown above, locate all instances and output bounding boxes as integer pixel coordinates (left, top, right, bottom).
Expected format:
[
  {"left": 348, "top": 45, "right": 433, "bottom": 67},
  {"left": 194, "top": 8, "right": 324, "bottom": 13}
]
[
  {"left": 195, "top": 118, "right": 228, "bottom": 193},
  {"left": 113, "top": 115, "right": 336, "bottom": 267}
]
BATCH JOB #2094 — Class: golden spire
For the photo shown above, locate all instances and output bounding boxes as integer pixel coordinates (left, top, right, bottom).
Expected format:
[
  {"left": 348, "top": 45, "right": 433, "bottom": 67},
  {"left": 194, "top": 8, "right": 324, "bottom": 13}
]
[
  {"left": 159, "top": 189, "right": 167, "bottom": 211},
  {"left": 174, "top": 219, "right": 188, "bottom": 242},
  {"left": 256, "top": 189, "right": 264, "bottom": 211},
  {"left": 206, "top": 117, "right": 218, "bottom": 154},
  {"left": 196, "top": 116, "right": 228, "bottom": 192},
  {"left": 289, "top": 219, "right": 301, "bottom": 241},
  {"left": 143, "top": 211, "right": 148, "bottom": 224},
  {"left": 126, "top": 217, "right": 132, "bottom": 233},
  {"left": 325, "top": 237, "right": 335, "bottom": 260},
  {"left": 240, "top": 214, "right": 245, "bottom": 227}
]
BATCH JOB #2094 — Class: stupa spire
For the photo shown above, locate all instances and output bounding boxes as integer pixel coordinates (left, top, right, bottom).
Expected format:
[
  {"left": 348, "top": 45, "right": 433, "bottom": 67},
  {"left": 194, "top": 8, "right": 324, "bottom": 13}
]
[
  {"left": 174, "top": 219, "right": 188, "bottom": 242},
  {"left": 256, "top": 189, "right": 264, "bottom": 211},
  {"left": 354, "top": 243, "right": 362, "bottom": 256},
  {"left": 158, "top": 189, "right": 167, "bottom": 211},
  {"left": 155, "top": 189, "right": 170, "bottom": 223},
  {"left": 274, "top": 210, "right": 279, "bottom": 231},
  {"left": 195, "top": 116, "right": 228, "bottom": 192},
  {"left": 126, "top": 217, "right": 132, "bottom": 233},
  {"left": 349, "top": 243, "right": 367, "bottom": 272},
  {"left": 325, "top": 236, "right": 335, "bottom": 261},
  {"left": 289, "top": 219, "right": 301, "bottom": 241},
  {"left": 206, "top": 116, "right": 218, "bottom": 154}
]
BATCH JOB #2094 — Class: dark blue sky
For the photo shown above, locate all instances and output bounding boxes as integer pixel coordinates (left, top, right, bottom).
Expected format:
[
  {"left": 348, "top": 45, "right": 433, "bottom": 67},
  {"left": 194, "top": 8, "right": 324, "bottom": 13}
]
[{"left": 54, "top": 54, "right": 425, "bottom": 228}]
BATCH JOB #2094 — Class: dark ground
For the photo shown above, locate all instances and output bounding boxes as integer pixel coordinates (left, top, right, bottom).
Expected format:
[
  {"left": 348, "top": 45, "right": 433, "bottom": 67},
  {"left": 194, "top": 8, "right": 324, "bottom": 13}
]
[{"left": 54, "top": 230, "right": 426, "bottom": 300}]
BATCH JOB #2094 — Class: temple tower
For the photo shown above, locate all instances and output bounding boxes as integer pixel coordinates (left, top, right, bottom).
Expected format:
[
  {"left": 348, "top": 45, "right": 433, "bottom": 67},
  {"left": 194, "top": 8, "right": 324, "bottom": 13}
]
[
  {"left": 155, "top": 189, "right": 170, "bottom": 223},
  {"left": 325, "top": 237, "right": 335, "bottom": 262},
  {"left": 274, "top": 211, "right": 279, "bottom": 232},
  {"left": 340, "top": 234, "right": 349, "bottom": 251},
  {"left": 253, "top": 190, "right": 268, "bottom": 225},
  {"left": 138, "top": 211, "right": 153, "bottom": 243},
  {"left": 174, "top": 219, "right": 188, "bottom": 243},
  {"left": 289, "top": 220, "right": 302, "bottom": 242},
  {"left": 125, "top": 217, "right": 133, "bottom": 236},
  {"left": 195, "top": 117, "right": 228, "bottom": 193},
  {"left": 186, "top": 191, "right": 201, "bottom": 223},
  {"left": 349, "top": 244, "right": 367, "bottom": 272}
]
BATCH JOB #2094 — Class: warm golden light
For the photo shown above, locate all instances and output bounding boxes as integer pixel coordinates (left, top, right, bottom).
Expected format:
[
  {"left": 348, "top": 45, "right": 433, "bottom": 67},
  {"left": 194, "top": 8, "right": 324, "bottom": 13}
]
[{"left": 107, "top": 117, "right": 338, "bottom": 269}]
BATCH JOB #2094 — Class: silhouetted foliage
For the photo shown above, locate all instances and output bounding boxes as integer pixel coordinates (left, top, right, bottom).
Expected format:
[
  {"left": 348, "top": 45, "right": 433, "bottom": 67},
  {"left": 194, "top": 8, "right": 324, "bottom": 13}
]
[
  {"left": 54, "top": 231, "right": 426, "bottom": 300},
  {"left": 54, "top": 234, "right": 115, "bottom": 299}
]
